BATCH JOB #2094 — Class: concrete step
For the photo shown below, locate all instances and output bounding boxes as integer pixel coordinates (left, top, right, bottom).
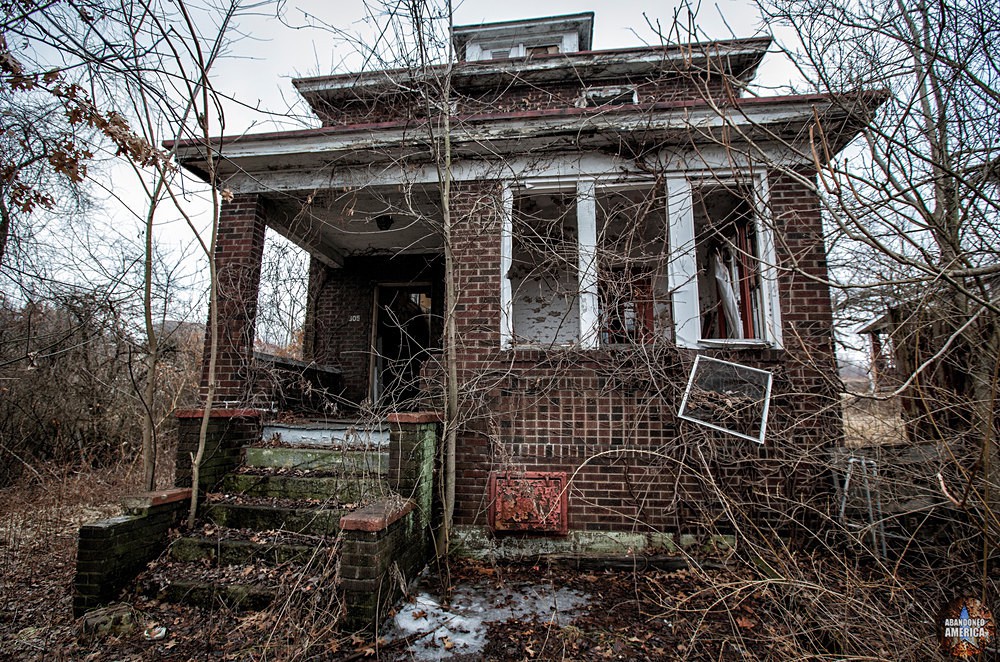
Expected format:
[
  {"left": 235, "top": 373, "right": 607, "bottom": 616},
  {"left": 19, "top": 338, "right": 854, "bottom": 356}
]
[
  {"left": 157, "top": 579, "right": 277, "bottom": 611},
  {"left": 221, "top": 472, "right": 387, "bottom": 502},
  {"left": 243, "top": 446, "right": 388, "bottom": 473},
  {"left": 169, "top": 533, "right": 326, "bottom": 567},
  {"left": 262, "top": 421, "right": 389, "bottom": 448},
  {"left": 203, "top": 500, "right": 348, "bottom": 536},
  {"left": 142, "top": 561, "right": 334, "bottom": 612}
]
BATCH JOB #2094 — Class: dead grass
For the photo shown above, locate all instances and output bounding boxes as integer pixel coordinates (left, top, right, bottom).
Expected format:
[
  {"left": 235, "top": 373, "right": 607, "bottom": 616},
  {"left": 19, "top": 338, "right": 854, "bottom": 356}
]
[
  {"left": 0, "top": 456, "right": 172, "bottom": 661},
  {"left": 842, "top": 394, "right": 908, "bottom": 447}
]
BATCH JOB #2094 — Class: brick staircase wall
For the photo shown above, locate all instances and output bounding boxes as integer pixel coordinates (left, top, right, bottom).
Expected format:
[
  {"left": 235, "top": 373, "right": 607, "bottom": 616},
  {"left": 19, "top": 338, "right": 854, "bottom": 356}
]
[{"left": 74, "top": 489, "right": 191, "bottom": 616}]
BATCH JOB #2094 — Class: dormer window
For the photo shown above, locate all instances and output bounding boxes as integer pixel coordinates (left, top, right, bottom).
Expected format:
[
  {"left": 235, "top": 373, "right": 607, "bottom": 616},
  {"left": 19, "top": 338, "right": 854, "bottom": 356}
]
[
  {"left": 452, "top": 13, "right": 593, "bottom": 62},
  {"left": 526, "top": 45, "right": 560, "bottom": 57}
]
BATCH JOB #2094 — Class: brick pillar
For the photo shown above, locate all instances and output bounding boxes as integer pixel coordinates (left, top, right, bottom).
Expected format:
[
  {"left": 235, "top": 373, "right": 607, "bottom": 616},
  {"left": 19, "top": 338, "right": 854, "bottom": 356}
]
[
  {"left": 387, "top": 412, "right": 441, "bottom": 529},
  {"left": 769, "top": 167, "right": 843, "bottom": 529},
  {"left": 174, "top": 408, "right": 262, "bottom": 493},
  {"left": 201, "top": 193, "right": 266, "bottom": 405}
]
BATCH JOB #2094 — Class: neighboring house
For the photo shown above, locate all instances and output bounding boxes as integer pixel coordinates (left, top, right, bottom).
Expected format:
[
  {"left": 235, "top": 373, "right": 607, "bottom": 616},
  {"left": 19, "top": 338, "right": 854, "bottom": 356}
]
[
  {"left": 169, "top": 13, "right": 879, "bottom": 544},
  {"left": 861, "top": 293, "right": 986, "bottom": 442}
]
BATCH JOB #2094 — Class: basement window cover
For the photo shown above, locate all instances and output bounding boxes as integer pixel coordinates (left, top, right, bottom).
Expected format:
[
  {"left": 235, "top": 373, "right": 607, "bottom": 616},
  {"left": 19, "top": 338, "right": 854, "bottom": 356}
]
[
  {"left": 678, "top": 355, "right": 773, "bottom": 444},
  {"left": 488, "top": 471, "right": 568, "bottom": 534}
]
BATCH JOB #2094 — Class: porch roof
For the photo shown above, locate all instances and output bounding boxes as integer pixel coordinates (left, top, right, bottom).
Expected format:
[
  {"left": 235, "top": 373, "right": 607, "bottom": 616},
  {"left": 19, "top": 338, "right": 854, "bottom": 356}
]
[
  {"left": 167, "top": 91, "right": 886, "bottom": 183},
  {"left": 291, "top": 37, "right": 772, "bottom": 114}
]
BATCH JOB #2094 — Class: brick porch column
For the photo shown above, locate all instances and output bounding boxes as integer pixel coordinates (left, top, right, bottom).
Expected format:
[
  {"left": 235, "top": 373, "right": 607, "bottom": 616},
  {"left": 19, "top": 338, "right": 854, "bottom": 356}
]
[{"left": 200, "top": 193, "right": 267, "bottom": 405}]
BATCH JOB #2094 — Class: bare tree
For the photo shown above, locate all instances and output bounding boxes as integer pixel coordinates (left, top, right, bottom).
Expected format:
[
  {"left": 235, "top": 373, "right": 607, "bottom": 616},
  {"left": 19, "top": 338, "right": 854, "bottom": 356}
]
[
  {"left": 1, "top": 0, "right": 267, "bottom": 497},
  {"left": 747, "top": 0, "right": 1000, "bottom": 540}
]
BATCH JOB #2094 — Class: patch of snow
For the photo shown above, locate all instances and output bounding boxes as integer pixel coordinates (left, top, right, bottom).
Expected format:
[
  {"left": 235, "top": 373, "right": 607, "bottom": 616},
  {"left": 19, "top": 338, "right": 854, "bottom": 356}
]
[{"left": 385, "top": 579, "right": 589, "bottom": 659}]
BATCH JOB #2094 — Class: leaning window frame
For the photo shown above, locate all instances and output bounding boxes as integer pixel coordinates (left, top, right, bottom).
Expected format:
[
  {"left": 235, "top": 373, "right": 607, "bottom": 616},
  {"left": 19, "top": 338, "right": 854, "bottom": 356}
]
[{"left": 665, "top": 171, "right": 782, "bottom": 350}]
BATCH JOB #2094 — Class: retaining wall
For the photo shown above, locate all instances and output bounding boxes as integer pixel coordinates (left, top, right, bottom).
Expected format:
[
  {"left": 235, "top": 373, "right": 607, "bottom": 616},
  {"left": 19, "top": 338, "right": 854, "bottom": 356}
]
[{"left": 74, "top": 488, "right": 190, "bottom": 616}]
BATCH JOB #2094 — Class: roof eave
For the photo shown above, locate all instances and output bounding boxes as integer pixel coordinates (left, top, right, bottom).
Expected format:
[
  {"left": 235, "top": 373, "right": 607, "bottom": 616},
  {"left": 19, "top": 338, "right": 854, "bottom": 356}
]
[
  {"left": 292, "top": 37, "right": 772, "bottom": 99},
  {"left": 167, "top": 92, "right": 883, "bottom": 180}
]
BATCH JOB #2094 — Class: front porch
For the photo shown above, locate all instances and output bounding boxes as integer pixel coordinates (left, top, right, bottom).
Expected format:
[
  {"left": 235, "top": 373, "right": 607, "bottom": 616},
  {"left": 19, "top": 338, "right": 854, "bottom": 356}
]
[{"left": 206, "top": 184, "right": 446, "bottom": 415}]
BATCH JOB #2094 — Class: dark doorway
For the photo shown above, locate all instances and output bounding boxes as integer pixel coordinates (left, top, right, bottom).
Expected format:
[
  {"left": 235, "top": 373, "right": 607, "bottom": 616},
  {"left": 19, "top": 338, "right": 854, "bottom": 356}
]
[{"left": 370, "top": 283, "right": 437, "bottom": 406}]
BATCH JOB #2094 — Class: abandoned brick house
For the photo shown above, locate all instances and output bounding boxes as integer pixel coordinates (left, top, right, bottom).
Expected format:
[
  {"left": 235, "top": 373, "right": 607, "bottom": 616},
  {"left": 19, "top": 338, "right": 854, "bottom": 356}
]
[{"left": 168, "top": 12, "right": 876, "bottom": 548}]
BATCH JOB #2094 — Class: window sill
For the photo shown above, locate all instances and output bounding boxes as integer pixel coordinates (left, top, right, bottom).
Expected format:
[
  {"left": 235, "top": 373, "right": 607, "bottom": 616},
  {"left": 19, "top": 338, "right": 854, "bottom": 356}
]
[
  {"left": 506, "top": 343, "right": 580, "bottom": 351},
  {"left": 697, "top": 339, "right": 775, "bottom": 350}
]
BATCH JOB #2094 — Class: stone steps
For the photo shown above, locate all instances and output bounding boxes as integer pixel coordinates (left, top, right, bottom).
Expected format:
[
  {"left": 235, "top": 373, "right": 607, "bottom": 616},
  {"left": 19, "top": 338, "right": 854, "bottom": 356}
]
[
  {"left": 148, "top": 419, "right": 399, "bottom": 615},
  {"left": 262, "top": 421, "right": 389, "bottom": 448},
  {"left": 243, "top": 446, "right": 388, "bottom": 473},
  {"left": 156, "top": 579, "right": 278, "bottom": 611},
  {"left": 203, "top": 499, "right": 350, "bottom": 536},
  {"left": 143, "top": 558, "right": 337, "bottom": 612},
  {"left": 169, "top": 532, "right": 325, "bottom": 567},
  {"left": 221, "top": 472, "right": 385, "bottom": 502}
]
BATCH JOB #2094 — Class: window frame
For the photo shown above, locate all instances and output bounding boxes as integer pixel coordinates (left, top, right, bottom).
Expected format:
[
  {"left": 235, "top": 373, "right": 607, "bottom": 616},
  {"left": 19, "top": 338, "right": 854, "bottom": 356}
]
[
  {"left": 500, "top": 172, "right": 781, "bottom": 351},
  {"left": 666, "top": 172, "right": 782, "bottom": 349}
]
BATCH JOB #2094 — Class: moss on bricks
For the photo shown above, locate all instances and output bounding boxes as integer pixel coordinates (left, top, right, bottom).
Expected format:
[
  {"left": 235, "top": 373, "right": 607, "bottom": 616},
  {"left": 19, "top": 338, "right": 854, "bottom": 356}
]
[{"left": 220, "top": 473, "right": 382, "bottom": 502}]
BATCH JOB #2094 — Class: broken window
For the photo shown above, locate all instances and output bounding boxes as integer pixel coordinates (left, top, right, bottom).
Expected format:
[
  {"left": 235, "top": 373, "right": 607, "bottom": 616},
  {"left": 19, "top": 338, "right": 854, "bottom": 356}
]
[
  {"left": 582, "top": 85, "right": 638, "bottom": 107},
  {"left": 596, "top": 186, "right": 669, "bottom": 345},
  {"left": 502, "top": 173, "right": 778, "bottom": 351},
  {"left": 509, "top": 190, "right": 580, "bottom": 346},
  {"left": 526, "top": 44, "right": 560, "bottom": 57},
  {"left": 693, "top": 184, "right": 767, "bottom": 341}
]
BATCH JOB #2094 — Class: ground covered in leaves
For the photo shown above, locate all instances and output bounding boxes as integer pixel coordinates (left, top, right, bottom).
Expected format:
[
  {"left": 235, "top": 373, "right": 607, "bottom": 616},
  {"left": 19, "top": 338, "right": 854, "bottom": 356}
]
[{"left": 0, "top": 463, "right": 960, "bottom": 660}]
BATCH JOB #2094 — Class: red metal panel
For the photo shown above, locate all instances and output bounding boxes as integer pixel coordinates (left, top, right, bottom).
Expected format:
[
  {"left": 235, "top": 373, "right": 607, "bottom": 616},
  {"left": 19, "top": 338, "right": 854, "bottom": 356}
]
[{"left": 488, "top": 471, "right": 568, "bottom": 534}]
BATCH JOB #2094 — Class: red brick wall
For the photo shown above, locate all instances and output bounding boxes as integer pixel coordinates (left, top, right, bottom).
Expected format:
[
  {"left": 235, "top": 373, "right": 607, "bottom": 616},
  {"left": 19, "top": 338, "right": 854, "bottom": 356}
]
[
  {"left": 315, "top": 74, "right": 727, "bottom": 127},
  {"left": 444, "top": 174, "right": 841, "bottom": 535},
  {"left": 200, "top": 194, "right": 266, "bottom": 405}
]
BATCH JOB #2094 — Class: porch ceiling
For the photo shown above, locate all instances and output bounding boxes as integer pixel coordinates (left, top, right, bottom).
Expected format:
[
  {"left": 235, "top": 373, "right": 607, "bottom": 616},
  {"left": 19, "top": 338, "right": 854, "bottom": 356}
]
[{"left": 265, "top": 186, "right": 443, "bottom": 266}]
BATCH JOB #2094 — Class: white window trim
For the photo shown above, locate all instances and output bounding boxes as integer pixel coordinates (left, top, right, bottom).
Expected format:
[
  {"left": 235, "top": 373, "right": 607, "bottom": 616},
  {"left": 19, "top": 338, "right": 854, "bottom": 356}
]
[
  {"left": 577, "top": 179, "right": 599, "bottom": 349},
  {"left": 667, "top": 172, "right": 782, "bottom": 350},
  {"left": 501, "top": 179, "right": 586, "bottom": 350},
  {"left": 500, "top": 182, "right": 514, "bottom": 350},
  {"left": 754, "top": 173, "right": 783, "bottom": 348},
  {"left": 466, "top": 33, "right": 577, "bottom": 62},
  {"left": 501, "top": 172, "right": 782, "bottom": 351},
  {"left": 666, "top": 176, "right": 699, "bottom": 348}
]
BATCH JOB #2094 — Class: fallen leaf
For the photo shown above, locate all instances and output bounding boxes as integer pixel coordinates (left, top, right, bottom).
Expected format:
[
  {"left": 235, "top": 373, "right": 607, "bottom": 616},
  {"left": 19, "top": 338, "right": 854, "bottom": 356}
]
[
  {"left": 412, "top": 609, "right": 427, "bottom": 619},
  {"left": 736, "top": 615, "right": 756, "bottom": 629}
]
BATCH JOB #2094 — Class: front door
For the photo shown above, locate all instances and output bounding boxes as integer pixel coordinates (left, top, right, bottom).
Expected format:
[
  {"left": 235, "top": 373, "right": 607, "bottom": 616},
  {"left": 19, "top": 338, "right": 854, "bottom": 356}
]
[{"left": 370, "top": 283, "right": 436, "bottom": 406}]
